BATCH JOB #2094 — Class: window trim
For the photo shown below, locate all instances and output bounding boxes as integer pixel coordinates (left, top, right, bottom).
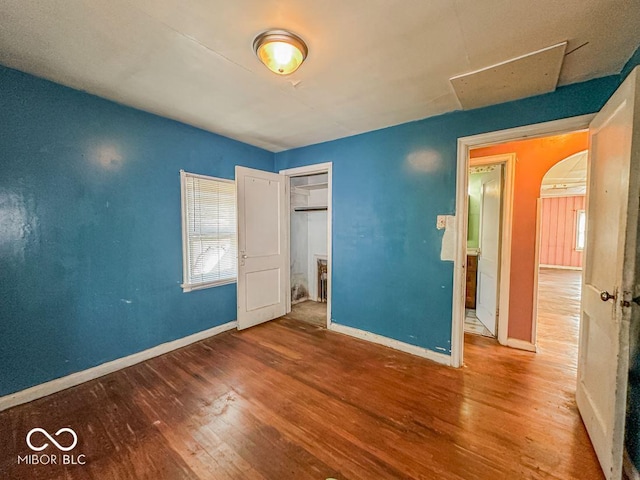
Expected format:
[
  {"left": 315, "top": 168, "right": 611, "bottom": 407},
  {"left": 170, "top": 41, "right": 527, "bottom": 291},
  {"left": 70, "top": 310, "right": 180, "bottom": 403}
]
[
  {"left": 575, "top": 209, "right": 586, "bottom": 251},
  {"left": 180, "top": 170, "right": 237, "bottom": 292}
]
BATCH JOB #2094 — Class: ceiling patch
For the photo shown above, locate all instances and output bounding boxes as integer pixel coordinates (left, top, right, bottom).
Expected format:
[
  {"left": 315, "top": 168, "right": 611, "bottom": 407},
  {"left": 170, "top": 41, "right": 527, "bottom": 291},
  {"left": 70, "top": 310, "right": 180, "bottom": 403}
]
[{"left": 450, "top": 42, "right": 567, "bottom": 110}]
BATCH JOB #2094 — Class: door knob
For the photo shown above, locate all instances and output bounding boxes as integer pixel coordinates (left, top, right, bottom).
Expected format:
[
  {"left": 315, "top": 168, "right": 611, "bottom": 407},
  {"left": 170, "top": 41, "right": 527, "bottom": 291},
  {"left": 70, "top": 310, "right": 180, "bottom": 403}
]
[
  {"left": 242, "top": 254, "right": 248, "bottom": 259},
  {"left": 600, "top": 291, "right": 616, "bottom": 302}
]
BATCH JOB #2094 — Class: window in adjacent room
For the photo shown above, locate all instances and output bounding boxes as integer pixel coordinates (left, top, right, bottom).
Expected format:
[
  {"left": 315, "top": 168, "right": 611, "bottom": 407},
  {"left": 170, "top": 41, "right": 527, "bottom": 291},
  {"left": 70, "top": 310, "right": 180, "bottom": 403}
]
[
  {"left": 180, "top": 170, "right": 237, "bottom": 292},
  {"left": 575, "top": 209, "right": 586, "bottom": 251}
]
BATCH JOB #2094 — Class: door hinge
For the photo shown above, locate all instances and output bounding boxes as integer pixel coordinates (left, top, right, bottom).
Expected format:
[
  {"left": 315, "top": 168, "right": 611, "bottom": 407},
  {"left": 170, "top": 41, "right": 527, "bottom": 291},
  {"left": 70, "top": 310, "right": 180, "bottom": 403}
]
[
  {"left": 621, "top": 291, "right": 638, "bottom": 308},
  {"left": 628, "top": 295, "right": 640, "bottom": 307}
]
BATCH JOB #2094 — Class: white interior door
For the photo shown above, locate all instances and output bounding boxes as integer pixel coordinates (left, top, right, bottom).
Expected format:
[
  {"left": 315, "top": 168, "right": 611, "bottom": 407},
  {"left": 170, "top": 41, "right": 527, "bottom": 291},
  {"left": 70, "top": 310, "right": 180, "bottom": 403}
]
[
  {"left": 236, "top": 166, "right": 287, "bottom": 330},
  {"left": 577, "top": 67, "right": 640, "bottom": 479},
  {"left": 475, "top": 166, "right": 502, "bottom": 335}
]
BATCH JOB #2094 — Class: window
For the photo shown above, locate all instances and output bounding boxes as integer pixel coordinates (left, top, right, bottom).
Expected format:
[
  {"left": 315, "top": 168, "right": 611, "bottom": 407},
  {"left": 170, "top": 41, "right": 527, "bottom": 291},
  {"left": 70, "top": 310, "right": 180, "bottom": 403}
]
[
  {"left": 575, "top": 209, "right": 586, "bottom": 251},
  {"left": 180, "top": 170, "right": 237, "bottom": 292}
]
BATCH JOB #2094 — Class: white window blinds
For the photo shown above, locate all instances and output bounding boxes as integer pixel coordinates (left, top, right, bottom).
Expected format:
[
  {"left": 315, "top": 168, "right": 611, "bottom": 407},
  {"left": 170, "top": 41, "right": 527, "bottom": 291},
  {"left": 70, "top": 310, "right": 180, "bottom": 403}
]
[{"left": 180, "top": 171, "right": 237, "bottom": 292}]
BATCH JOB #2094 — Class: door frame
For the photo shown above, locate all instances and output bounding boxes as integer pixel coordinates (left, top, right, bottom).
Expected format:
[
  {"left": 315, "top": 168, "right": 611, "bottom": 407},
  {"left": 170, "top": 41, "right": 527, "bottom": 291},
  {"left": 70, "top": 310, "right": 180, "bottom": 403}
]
[
  {"left": 279, "top": 162, "right": 333, "bottom": 328},
  {"left": 469, "top": 153, "right": 515, "bottom": 343},
  {"left": 451, "top": 114, "right": 595, "bottom": 368}
]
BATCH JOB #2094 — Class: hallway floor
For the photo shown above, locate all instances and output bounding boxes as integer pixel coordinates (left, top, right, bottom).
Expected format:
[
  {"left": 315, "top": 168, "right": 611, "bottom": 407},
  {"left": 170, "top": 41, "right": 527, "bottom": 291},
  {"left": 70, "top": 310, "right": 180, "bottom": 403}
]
[{"left": 535, "top": 267, "right": 582, "bottom": 367}]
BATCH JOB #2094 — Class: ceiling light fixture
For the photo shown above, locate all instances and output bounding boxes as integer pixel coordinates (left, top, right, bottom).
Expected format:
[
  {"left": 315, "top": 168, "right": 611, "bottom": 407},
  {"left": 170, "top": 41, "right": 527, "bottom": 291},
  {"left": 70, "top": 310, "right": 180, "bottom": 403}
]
[{"left": 253, "top": 29, "right": 308, "bottom": 76}]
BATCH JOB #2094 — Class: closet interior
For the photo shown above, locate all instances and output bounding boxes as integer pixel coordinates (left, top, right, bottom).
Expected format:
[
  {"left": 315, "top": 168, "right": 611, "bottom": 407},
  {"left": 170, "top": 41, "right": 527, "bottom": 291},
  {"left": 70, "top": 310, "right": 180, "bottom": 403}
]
[{"left": 289, "top": 172, "right": 329, "bottom": 325}]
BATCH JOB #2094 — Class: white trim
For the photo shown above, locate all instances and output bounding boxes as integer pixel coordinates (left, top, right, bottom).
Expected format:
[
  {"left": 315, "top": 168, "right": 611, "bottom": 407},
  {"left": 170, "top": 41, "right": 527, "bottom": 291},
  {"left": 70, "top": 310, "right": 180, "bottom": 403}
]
[
  {"left": 539, "top": 264, "right": 582, "bottom": 271},
  {"left": 0, "top": 321, "right": 237, "bottom": 412},
  {"left": 180, "top": 170, "right": 189, "bottom": 290},
  {"left": 180, "top": 171, "right": 235, "bottom": 184},
  {"left": 575, "top": 208, "right": 586, "bottom": 251},
  {"left": 327, "top": 166, "right": 332, "bottom": 327},
  {"left": 540, "top": 191, "right": 586, "bottom": 198},
  {"left": 532, "top": 198, "right": 542, "bottom": 348},
  {"left": 452, "top": 146, "right": 467, "bottom": 368},
  {"left": 284, "top": 178, "right": 292, "bottom": 314},
  {"left": 499, "top": 157, "right": 515, "bottom": 347},
  {"left": 469, "top": 153, "right": 515, "bottom": 347},
  {"left": 506, "top": 338, "right": 538, "bottom": 352},
  {"left": 181, "top": 277, "right": 236, "bottom": 292},
  {"left": 280, "top": 162, "right": 333, "bottom": 329},
  {"left": 452, "top": 114, "right": 594, "bottom": 368},
  {"left": 329, "top": 323, "right": 451, "bottom": 366},
  {"left": 459, "top": 114, "right": 594, "bottom": 149},
  {"left": 280, "top": 162, "right": 333, "bottom": 177}
]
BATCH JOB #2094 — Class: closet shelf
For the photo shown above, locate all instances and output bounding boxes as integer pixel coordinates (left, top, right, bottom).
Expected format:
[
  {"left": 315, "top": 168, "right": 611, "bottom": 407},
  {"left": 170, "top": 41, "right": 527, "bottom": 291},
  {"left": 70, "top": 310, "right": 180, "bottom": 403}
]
[
  {"left": 293, "top": 206, "right": 328, "bottom": 212},
  {"left": 296, "top": 181, "right": 328, "bottom": 190},
  {"left": 292, "top": 182, "right": 328, "bottom": 194}
]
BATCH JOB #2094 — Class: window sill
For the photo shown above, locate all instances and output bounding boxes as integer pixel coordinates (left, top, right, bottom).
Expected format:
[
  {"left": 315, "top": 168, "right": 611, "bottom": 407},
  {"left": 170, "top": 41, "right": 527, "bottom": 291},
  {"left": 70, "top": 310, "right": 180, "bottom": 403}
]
[{"left": 182, "top": 278, "right": 237, "bottom": 292}]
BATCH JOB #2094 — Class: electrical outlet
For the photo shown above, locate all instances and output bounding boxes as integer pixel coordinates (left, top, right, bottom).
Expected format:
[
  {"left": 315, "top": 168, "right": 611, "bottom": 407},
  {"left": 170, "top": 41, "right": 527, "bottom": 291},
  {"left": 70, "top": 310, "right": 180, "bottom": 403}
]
[{"left": 436, "top": 215, "right": 446, "bottom": 230}]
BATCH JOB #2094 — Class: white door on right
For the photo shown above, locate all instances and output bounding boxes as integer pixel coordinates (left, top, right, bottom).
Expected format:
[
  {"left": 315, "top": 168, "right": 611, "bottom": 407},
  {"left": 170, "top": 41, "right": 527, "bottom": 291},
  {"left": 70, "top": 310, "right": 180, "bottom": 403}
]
[
  {"left": 577, "top": 67, "right": 640, "bottom": 479},
  {"left": 475, "top": 165, "right": 502, "bottom": 336}
]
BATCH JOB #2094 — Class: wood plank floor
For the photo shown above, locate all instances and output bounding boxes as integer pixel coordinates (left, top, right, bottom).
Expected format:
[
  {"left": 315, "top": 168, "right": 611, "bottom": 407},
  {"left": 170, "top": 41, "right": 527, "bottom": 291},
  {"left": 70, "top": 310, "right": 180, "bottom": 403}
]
[{"left": 0, "top": 268, "right": 602, "bottom": 479}]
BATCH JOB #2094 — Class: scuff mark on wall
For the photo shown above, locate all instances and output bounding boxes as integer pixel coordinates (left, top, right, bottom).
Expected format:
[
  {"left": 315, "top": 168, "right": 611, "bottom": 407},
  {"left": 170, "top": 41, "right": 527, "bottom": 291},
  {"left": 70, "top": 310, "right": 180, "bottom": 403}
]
[{"left": 406, "top": 149, "right": 442, "bottom": 173}]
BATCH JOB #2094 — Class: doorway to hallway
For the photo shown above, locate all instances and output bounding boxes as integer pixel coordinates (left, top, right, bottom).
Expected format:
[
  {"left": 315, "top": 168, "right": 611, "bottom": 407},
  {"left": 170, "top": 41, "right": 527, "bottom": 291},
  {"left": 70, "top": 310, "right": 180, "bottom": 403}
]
[{"left": 461, "top": 131, "right": 588, "bottom": 352}]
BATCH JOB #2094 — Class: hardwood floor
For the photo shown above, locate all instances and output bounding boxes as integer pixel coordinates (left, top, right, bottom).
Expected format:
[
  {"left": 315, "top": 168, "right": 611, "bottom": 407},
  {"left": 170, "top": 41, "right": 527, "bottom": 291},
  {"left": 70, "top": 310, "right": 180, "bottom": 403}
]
[
  {"left": 0, "top": 268, "right": 602, "bottom": 479},
  {"left": 535, "top": 268, "right": 582, "bottom": 369}
]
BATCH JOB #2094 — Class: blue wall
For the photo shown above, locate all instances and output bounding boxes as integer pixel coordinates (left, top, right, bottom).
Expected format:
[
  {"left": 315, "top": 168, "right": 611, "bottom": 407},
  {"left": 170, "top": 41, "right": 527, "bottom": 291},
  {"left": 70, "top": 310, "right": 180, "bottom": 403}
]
[
  {"left": 275, "top": 76, "right": 621, "bottom": 355},
  {"left": 0, "top": 65, "right": 274, "bottom": 396}
]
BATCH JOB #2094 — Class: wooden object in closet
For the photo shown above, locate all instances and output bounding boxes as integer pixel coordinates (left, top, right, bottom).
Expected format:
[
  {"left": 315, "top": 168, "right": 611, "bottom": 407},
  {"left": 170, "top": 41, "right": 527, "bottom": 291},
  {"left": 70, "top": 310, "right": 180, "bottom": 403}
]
[
  {"left": 465, "top": 254, "right": 478, "bottom": 309},
  {"left": 317, "top": 258, "right": 328, "bottom": 302}
]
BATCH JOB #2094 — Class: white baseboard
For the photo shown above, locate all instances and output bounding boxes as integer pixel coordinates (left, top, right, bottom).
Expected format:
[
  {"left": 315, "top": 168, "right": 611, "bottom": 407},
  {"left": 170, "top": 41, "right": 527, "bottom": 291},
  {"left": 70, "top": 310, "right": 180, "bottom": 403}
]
[
  {"left": 539, "top": 264, "right": 582, "bottom": 271},
  {"left": 0, "top": 321, "right": 237, "bottom": 412},
  {"left": 624, "top": 450, "right": 640, "bottom": 480},
  {"left": 329, "top": 323, "right": 451, "bottom": 366},
  {"left": 506, "top": 338, "right": 537, "bottom": 352}
]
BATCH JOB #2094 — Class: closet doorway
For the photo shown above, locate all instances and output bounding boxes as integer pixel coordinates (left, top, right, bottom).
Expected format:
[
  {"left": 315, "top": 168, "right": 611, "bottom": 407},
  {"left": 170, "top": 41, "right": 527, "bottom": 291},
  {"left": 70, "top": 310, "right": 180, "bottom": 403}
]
[{"left": 280, "top": 163, "right": 332, "bottom": 328}]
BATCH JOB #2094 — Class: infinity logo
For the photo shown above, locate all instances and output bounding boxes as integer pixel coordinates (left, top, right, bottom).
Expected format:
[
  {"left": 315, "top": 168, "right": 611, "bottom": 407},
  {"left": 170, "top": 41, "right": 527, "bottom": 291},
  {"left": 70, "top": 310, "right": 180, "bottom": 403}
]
[{"left": 26, "top": 428, "right": 78, "bottom": 452}]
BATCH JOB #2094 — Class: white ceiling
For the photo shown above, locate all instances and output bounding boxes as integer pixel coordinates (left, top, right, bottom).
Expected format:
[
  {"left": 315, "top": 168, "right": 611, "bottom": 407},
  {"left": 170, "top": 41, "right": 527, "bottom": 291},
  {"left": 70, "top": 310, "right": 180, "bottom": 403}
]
[
  {"left": 541, "top": 150, "right": 588, "bottom": 196},
  {"left": 1, "top": 0, "right": 639, "bottom": 152}
]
